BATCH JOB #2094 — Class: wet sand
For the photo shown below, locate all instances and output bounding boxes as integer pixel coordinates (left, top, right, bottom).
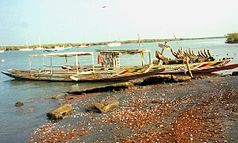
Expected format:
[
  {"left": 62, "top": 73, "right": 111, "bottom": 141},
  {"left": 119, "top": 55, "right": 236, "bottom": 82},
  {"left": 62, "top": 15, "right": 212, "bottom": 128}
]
[{"left": 29, "top": 76, "right": 238, "bottom": 143}]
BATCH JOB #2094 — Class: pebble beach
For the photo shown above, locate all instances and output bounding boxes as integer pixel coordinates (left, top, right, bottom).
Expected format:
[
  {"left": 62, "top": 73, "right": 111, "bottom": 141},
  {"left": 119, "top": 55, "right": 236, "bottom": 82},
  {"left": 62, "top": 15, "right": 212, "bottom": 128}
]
[{"left": 29, "top": 75, "right": 238, "bottom": 142}]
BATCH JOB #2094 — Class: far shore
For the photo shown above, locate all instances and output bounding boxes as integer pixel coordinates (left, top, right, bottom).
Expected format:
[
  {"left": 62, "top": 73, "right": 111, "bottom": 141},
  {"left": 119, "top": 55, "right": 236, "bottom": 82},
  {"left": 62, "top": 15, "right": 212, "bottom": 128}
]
[{"left": 0, "top": 36, "right": 225, "bottom": 51}]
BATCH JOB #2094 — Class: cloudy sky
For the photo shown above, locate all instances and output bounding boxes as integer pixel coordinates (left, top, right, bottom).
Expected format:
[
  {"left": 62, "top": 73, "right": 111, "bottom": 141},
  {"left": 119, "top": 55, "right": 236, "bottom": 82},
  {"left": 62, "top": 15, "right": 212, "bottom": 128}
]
[{"left": 0, "top": 0, "right": 237, "bottom": 45}]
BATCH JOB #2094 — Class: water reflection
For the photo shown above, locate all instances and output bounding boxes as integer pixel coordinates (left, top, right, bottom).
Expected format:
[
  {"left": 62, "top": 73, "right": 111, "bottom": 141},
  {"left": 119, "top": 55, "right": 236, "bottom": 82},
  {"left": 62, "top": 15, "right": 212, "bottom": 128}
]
[{"left": 5, "top": 78, "right": 113, "bottom": 93}]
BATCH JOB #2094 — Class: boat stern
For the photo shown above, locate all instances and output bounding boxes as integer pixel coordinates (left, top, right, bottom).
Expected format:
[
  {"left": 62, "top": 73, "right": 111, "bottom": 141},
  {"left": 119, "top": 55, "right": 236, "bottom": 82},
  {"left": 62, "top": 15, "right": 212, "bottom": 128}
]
[
  {"left": 1, "top": 69, "right": 14, "bottom": 78},
  {"left": 1, "top": 69, "right": 24, "bottom": 79}
]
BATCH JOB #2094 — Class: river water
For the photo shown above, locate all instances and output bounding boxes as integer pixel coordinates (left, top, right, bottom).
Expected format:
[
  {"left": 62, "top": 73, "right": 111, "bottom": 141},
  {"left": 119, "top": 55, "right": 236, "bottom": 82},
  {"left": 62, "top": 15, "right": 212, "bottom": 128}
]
[{"left": 0, "top": 38, "right": 237, "bottom": 142}]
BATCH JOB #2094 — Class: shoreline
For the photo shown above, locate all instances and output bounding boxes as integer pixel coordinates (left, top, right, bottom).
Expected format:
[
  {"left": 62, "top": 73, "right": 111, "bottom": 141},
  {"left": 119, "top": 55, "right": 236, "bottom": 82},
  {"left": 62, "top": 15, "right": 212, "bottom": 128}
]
[
  {"left": 0, "top": 36, "right": 225, "bottom": 51},
  {"left": 29, "top": 75, "right": 238, "bottom": 142}
]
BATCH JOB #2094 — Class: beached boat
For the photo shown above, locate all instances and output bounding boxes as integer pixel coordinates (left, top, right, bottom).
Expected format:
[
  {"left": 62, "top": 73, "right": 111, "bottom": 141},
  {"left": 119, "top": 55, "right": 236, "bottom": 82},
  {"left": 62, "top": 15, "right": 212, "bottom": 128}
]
[
  {"left": 158, "top": 60, "right": 238, "bottom": 75},
  {"left": 2, "top": 49, "right": 238, "bottom": 82},
  {"left": 155, "top": 43, "right": 216, "bottom": 65},
  {"left": 153, "top": 43, "right": 238, "bottom": 75},
  {"left": 2, "top": 49, "right": 165, "bottom": 82}
]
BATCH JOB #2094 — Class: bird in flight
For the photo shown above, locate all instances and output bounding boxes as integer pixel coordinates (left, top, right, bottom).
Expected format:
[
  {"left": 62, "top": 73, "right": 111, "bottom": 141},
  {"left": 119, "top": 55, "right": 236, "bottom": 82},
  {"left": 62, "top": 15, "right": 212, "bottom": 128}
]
[{"left": 102, "top": 5, "right": 107, "bottom": 8}]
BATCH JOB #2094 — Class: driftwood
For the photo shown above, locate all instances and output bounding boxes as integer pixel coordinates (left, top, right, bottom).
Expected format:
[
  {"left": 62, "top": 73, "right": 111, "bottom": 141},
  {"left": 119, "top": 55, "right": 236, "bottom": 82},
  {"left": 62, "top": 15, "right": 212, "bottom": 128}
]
[
  {"left": 172, "top": 76, "right": 192, "bottom": 82},
  {"left": 155, "top": 45, "right": 215, "bottom": 65},
  {"left": 67, "top": 75, "right": 192, "bottom": 96},
  {"left": 139, "top": 74, "right": 191, "bottom": 86},
  {"left": 15, "top": 101, "right": 24, "bottom": 107},
  {"left": 93, "top": 100, "right": 120, "bottom": 113},
  {"left": 47, "top": 104, "right": 72, "bottom": 120},
  {"left": 51, "top": 93, "right": 64, "bottom": 99},
  {"left": 155, "top": 50, "right": 183, "bottom": 65},
  {"left": 155, "top": 51, "right": 168, "bottom": 62},
  {"left": 68, "top": 82, "right": 134, "bottom": 95},
  {"left": 185, "top": 56, "right": 193, "bottom": 78},
  {"left": 232, "top": 71, "right": 238, "bottom": 76}
]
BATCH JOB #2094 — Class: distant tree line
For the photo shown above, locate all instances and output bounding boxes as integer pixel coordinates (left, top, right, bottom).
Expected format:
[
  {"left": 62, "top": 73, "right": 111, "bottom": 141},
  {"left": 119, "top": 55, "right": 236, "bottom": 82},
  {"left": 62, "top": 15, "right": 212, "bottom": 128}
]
[
  {"left": 226, "top": 33, "right": 238, "bottom": 43},
  {"left": 0, "top": 36, "right": 225, "bottom": 51}
]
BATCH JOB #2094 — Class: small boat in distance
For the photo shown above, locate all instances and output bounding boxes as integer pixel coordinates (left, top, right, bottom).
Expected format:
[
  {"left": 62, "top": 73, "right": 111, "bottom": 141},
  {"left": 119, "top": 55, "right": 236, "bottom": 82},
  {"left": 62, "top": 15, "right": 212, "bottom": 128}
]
[
  {"left": 35, "top": 37, "right": 44, "bottom": 50},
  {"left": 19, "top": 48, "right": 33, "bottom": 51},
  {"left": 77, "top": 44, "right": 89, "bottom": 48},
  {"left": 0, "top": 43, "right": 5, "bottom": 53},
  {"left": 44, "top": 48, "right": 58, "bottom": 52},
  {"left": 107, "top": 42, "right": 121, "bottom": 47},
  {"left": 34, "top": 47, "right": 44, "bottom": 50},
  {"left": 44, "top": 46, "right": 71, "bottom": 52},
  {"left": 78, "top": 45, "right": 89, "bottom": 48},
  {"left": 21, "top": 36, "right": 33, "bottom": 51}
]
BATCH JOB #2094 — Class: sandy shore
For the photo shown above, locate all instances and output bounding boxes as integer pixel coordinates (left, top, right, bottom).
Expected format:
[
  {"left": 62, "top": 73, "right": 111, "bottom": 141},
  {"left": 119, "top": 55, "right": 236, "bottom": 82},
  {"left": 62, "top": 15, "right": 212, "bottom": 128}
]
[{"left": 29, "top": 75, "right": 238, "bottom": 143}]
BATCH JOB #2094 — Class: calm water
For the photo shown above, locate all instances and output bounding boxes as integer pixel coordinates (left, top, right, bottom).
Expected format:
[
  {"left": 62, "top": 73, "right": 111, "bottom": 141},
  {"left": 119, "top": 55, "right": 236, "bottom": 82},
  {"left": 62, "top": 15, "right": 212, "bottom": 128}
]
[{"left": 0, "top": 38, "right": 238, "bottom": 142}]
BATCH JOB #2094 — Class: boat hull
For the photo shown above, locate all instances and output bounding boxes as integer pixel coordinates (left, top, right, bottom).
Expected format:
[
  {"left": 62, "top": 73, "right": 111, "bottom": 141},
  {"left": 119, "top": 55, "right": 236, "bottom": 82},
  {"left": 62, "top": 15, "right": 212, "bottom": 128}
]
[
  {"left": 1, "top": 68, "right": 165, "bottom": 82},
  {"left": 160, "top": 63, "right": 238, "bottom": 75},
  {"left": 2, "top": 60, "right": 238, "bottom": 82}
]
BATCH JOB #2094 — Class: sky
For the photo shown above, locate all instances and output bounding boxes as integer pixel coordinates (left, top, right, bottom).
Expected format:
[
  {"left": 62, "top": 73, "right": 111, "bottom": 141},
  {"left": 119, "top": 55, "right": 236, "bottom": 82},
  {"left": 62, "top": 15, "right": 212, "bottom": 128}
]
[{"left": 0, "top": 0, "right": 237, "bottom": 46}]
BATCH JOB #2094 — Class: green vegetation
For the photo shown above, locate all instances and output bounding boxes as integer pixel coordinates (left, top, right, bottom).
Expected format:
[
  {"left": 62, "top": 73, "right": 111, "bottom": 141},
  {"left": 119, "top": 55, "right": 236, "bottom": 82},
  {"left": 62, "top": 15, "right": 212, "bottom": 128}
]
[
  {"left": 0, "top": 36, "right": 225, "bottom": 51},
  {"left": 226, "top": 33, "right": 238, "bottom": 43}
]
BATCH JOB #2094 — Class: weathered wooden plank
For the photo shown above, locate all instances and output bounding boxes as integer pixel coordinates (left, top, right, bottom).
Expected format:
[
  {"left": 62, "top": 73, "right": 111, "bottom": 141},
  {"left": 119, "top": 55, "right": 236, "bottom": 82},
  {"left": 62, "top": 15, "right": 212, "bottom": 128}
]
[{"left": 47, "top": 104, "right": 72, "bottom": 120}]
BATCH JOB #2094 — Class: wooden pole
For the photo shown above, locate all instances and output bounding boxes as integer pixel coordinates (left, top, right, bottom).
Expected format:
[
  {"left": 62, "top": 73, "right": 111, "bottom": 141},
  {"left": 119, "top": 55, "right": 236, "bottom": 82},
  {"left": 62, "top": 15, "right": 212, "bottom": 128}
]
[
  {"left": 29, "top": 56, "right": 32, "bottom": 70},
  {"left": 148, "top": 51, "right": 152, "bottom": 64},
  {"left": 92, "top": 53, "right": 94, "bottom": 71},
  {"left": 173, "top": 33, "right": 181, "bottom": 49},
  {"left": 185, "top": 56, "right": 193, "bottom": 78},
  {"left": 76, "top": 54, "right": 79, "bottom": 74},
  {"left": 157, "top": 47, "right": 165, "bottom": 65},
  {"left": 141, "top": 53, "right": 144, "bottom": 66},
  {"left": 42, "top": 56, "right": 45, "bottom": 67},
  {"left": 137, "top": 33, "right": 141, "bottom": 47},
  {"left": 161, "top": 48, "right": 165, "bottom": 56},
  {"left": 50, "top": 57, "right": 53, "bottom": 74}
]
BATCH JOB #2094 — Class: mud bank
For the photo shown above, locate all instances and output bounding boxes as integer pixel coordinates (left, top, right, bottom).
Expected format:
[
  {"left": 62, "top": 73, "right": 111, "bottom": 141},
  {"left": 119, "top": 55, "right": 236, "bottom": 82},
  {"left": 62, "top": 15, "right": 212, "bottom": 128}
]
[{"left": 29, "top": 76, "right": 238, "bottom": 143}]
